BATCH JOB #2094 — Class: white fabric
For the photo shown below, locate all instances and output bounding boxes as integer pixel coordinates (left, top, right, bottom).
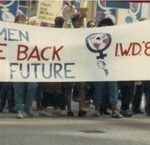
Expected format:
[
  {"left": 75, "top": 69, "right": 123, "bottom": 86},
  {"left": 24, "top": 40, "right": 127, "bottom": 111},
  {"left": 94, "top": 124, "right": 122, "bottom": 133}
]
[{"left": 0, "top": 20, "right": 150, "bottom": 82}]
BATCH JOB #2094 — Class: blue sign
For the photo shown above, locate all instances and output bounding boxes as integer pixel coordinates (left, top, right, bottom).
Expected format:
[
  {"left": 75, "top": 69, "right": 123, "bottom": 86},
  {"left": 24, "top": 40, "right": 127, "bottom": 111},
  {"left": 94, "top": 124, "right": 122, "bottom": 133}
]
[
  {"left": 106, "top": 1, "right": 129, "bottom": 9},
  {"left": 18, "top": 6, "right": 29, "bottom": 17},
  {"left": 0, "top": 0, "right": 19, "bottom": 22},
  {"left": 74, "top": 1, "right": 81, "bottom": 8},
  {"left": 96, "top": 1, "right": 142, "bottom": 24},
  {"left": 130, "top": 3, "right": 142, "bottom": 20},
  {"left": 96, "top": 1, "right": 116, "bottom": 23}
]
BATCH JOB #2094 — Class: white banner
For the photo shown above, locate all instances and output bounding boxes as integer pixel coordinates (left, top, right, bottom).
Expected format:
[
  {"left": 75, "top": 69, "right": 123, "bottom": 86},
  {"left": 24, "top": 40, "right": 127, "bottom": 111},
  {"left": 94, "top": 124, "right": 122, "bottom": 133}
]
[{"left": 0, "top": 20, "right": 150, "bottom": 82}]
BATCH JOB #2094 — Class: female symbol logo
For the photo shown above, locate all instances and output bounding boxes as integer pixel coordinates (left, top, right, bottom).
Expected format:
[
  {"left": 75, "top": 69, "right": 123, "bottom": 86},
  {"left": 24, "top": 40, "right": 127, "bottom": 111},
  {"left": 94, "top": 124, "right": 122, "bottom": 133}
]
[
  {"left": 129, "top": 3, "right": 141, "bottom": 21},
  {"left": 0, "top": 0, "right": 15, "bottom": 22},
  {"left": 85, "top": 33, "right": 111, "bottom": 76},
  {"left": 130, "top": 3, "right": 141, "bottom": 16},
  {"left": 86, "top": 33, "right": 111, "bottom": 59},
  {"left": 97, "top": 0, "right": 116, "bottom": 23}
]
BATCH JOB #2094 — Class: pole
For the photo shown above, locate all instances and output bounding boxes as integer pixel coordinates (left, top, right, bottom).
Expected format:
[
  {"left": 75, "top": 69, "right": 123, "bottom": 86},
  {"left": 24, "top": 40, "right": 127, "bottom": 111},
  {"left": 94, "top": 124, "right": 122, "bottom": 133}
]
[{"left": 28, "top": 0, "right": 32, "bottom": 24}]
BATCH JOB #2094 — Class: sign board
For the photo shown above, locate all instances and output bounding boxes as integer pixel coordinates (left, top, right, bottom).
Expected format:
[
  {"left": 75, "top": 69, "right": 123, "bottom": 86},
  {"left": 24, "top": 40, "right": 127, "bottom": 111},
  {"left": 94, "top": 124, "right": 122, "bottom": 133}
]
[
  {"left": 106, "top": 1, "right": 130, "bottom": 9},
  {"left": 0, "top": 0, "right": 18, "bottom": 22},
  {"left": 37, "top": 0, "right": 63, "bottom": 24},
  {"left": 96, "top": 0, "right": 117, "bottom": 23},
  {"left": 0, "top": 20, "right": 150, "bottom": 82},
  {"left": 18, "top": 6, "right": 29, "bottom": 17}
]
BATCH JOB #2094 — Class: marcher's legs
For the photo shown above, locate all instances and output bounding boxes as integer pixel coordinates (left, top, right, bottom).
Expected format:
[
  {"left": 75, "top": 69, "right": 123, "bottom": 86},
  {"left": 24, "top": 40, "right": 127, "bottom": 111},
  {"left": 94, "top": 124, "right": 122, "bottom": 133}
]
[
  {"left": 144, "top": 91, "right": 150, "bottom": 116},
  {"left": 93, "top": 82, "right": 106, "bottom": 116},
  {"left": 61, "top": 83, "right": 73, "bottom": 116},
  {"left": 77, "top": 82, "right": 87, "bottom": 117},
  {"left": 25, "top": 83, "right": 37, "bottom": 112},
  {"left": 7, "top": 83, "right": 15, "bottom": 112},
  {"left": 132, "top": 84, "right": 143, "bottom": 113},
  {"left": 109, "top": 81, "right": 122, "bottom": 118},
  {"left": 109, "top": 81, "right": 118, "bottom": 107},
  {"left": 14, "top": 83, "right": 24, "bottom": 118},
  {"left": 0, "top": 83, "right": 10, "bottom": 112},
  {"left": 94, "top": 82, "right": 104, "bottom": 112},
  {"left": 14, "top": 83, "right": 24, "bottom": 112},
  {"left": 119, "top": 81, "right": 133, "bottom": 117},
  {"left": 0, "top": 84, "right": 7, "bottom": 112}
]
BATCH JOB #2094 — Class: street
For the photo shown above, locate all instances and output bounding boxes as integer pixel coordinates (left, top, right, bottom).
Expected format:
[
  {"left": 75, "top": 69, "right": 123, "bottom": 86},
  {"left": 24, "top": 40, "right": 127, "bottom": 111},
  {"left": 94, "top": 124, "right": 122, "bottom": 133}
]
[{"left": 0, "top": 112, "right": 149, "bottom": 145}]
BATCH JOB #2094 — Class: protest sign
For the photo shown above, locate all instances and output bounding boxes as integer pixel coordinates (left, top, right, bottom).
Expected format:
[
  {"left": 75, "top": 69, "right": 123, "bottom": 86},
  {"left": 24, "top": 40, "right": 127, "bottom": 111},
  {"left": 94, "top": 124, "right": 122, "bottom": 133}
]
[
  {"left": 0, "top": 0, "right": 18, "bottom": 22},
  {"left": 0, "top": 20, "right": 150, "bottom": 82},
  {"left": 37, "top": 0, "right": 63, "bottom": 24}
]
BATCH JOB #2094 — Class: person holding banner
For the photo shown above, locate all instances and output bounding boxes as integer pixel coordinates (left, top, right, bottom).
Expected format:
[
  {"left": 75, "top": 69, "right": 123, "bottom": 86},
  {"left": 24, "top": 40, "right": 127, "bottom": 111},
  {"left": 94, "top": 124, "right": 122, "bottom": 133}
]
[
  {"left": 87, "top": 20, "right": 110, "bottom": 116},
  {"left": 54, "top": 16, "right": 74, "bottom": 116},
  {"left": 93, "top": 18, "right": 122, "bottom": 118},
  {"left": 13, "top": 14, "right": 38, "bottom": 119},
  {"left": 37, "top": 16, "right": 74, "bottom": 117},
  {"left": 132, "top": 81, "right": 144, "bottom": 114},
  {"left": 70, "top": 13, "right": 87, "bottom": 117},
  {"left": 118, "top": 81, "right": 133, "bottom": 117},
  {"left": 131, "top": 19, "right": 147, "bottom": 115}
]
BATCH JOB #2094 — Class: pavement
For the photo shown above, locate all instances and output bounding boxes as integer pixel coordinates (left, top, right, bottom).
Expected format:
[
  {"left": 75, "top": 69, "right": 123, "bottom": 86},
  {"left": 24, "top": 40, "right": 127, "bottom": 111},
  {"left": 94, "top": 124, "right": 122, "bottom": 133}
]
[{"left": 0, "top": 107, "right": 150, "bottom": 145}]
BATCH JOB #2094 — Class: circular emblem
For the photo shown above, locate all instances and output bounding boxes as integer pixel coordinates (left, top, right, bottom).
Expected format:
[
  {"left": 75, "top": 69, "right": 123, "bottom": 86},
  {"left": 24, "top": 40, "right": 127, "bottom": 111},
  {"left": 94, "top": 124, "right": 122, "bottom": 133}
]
[{"left": 86, "top": 33, "right": 111, "bottom": 59}]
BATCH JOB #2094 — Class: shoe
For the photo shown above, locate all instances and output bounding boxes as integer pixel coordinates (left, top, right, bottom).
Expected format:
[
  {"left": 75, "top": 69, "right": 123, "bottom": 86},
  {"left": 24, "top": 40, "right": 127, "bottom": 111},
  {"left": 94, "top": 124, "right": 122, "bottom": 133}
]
[
  {"left": 39, "top": 110, "right": 49, "bottom": 117},
  {"left": 112, "top": 110, "right": 123, "bottom": 118},
  {"left": 9, "top": 109, "right": 16, "bottom": 113},
  {"left": 100, "top": 111, "right": 111, "bottom": 115},
  {"left": 133, "top": 110, "right": 144, "bottom": 114},
  {"left": 0, "top": 108, "right": 3, "bottom": 113},
  {"left": 25, "top": 110, "right": 34, "bottom": 117},
  {"left": 146, "top": 112, "right": 150, "bottom": 116},
  {"left": 145, "top": 108, "right": 150, "bottom": 116},
  {"left": 92, "top": 111, "right": 100, "bottom": 117},
  {"left": 16, "top": 111, "right": 24, "bottom": 119},
  {"left": 104, "top": 111, "right": 111, "bottom": 115},
  {"left": 78, "top": 110, "right": 87, "bottom": 117},
  {"left": 67, "top": 111, "right": 74, "bottom": 117},
  {"left": 120, "top": 110, "right": 132, "bottom": 117},
  {"left": 59, "top": 110, "right": 66, "bottom": 116}
]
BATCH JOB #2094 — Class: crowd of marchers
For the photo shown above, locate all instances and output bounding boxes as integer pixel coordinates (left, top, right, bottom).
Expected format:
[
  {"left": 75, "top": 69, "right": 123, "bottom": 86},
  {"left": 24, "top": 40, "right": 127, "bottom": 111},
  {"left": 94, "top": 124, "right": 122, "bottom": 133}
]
[{"left": 0, "top": 6, "right": 150, "bottom": 119}]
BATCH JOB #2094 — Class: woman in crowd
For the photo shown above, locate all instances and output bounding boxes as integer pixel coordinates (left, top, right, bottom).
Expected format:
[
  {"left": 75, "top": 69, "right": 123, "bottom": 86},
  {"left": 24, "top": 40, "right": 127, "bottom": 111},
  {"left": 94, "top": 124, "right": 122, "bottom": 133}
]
[{"left": 13, "top": 14, "right": 38, "bottom": 119}]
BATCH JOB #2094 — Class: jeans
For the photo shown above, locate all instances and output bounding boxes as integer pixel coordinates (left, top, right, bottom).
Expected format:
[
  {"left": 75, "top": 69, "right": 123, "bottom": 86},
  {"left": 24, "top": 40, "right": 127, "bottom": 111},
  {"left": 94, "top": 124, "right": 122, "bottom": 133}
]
[
  {"left": 109, "top": 82, "right": 118, "bottom": 105},
  {"left": 94, "top": 81, "right": 118, "bottom": 112},
  {"left": 14, "top": 83, "right": 37, "bottom": 112},
  {"left": 94, "top": 82, "right": 107, "bottom": 111},
  {"left": 132, "top": 84, "right": 143, "bottom": 112},
  {"left": 0, "top": 83, "right": 14, "bottom": 111},
  {"left": 119, "top": 81, "right": 134, "bottom": 111}
]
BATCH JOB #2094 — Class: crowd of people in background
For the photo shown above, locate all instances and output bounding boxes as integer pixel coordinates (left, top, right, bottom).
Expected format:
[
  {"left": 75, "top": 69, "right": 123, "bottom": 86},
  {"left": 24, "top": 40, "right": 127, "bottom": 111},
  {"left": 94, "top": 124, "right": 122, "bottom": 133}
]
[{"left": 0, "top": 4, "right": 150, "bottom": 119}]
